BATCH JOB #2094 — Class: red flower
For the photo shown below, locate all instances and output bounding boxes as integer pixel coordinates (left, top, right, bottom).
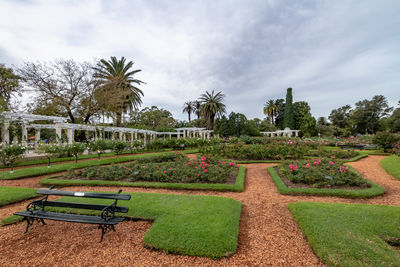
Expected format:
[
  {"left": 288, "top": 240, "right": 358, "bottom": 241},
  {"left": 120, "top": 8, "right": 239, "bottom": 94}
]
[{"left": 204, "top": 169, "right": 208, "bottom": 172}]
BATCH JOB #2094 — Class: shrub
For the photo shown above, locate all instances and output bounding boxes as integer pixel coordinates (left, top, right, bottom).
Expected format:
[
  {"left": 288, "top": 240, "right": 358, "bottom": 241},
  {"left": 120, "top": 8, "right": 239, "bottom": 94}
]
[
  {"left": 0, "top": 144, "right": 27, "bottom": 171},
  {"left": 373, "top": 132, "right": 400, "bottom": 152},
  {"left": 87, "top": 140, "right": 113, "bottom": 159},
  {"left": 111, "top": 140, "right": 129, "bottom": 156},
  {"left": 308, "top": 149, "right": 359, "bottom": 159},
  {"left": 65, "top": 143, "right": 86, "bottom": 163}
]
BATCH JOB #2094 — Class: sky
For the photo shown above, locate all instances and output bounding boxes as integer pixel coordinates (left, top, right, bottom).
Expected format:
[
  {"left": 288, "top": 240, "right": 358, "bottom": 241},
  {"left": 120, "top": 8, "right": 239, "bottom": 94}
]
[{"left": 1, "top": 0, "right": 399, "bottom": 121}]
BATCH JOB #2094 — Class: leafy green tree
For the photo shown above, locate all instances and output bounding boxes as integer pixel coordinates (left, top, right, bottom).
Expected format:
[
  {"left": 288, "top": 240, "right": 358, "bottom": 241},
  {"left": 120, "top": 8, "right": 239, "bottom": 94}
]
[
  {"left": 94, "top": 56, "right": 145, "bottom": 126},
  {"left": 283, "top": 88, "right": 294, "bottom": 129},
  {"left": 182, "top": 101, "right": 194, "bottom": 122},
  {"left": 228, "top": 112, "right": 247, "bottom": 137},
  {"left": 373, "top": 132, "right": 400, "bottom": 152},
  {"left": 193, "top": 100, "right": 202, "bottom": 119},
  {"left": 0, "top": 144, "right": 26, "bottom": 172},
  {"left": 329, "top": 104, "right": 352, "bottom": 129},
  {"left": 111, "top": 140, "right": 128, "bottom": 156},
  {"left": 65, "top": 143, "right": 86, "bottom": 163},
  {"left": 129, "top": 106, "right": 175, "bottom": 130},
  {"left": 0, "top": 64, "right": 22, "bottom": 110},
  {"left": 293, "top": 101, "right": 311, "bottom": 130},
  {"left": 388, "top": 106, "right": 400, "bottom": 133},
  {"left": 350, "top": 95, "right": 393, "bottom": 134},
  {"left": 214, "top": 115, "right": 230, "bottom": 137},
  {"left": 317, "top": 117, "right": 329, "bottom": 126},
  {"left": 274, "top": 99, "right": 285, "bottom": 129},
  {"left": 199, "top": 90, "right": 226, "bottom": 130}
]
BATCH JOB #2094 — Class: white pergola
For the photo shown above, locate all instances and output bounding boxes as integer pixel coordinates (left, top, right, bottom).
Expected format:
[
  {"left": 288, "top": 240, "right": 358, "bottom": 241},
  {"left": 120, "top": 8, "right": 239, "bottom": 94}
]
[
  {"left": 0, "top": 112, "right": 213, "bottom": 148},
  {"left": 261, "top": 128, "right": 300, "bottom": 137}
]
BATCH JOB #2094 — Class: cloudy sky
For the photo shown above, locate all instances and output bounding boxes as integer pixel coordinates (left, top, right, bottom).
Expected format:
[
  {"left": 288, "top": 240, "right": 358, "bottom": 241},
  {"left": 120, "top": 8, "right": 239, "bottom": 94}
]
[{"left": 1, "top": 0, "right": 399, "bottom": 121}]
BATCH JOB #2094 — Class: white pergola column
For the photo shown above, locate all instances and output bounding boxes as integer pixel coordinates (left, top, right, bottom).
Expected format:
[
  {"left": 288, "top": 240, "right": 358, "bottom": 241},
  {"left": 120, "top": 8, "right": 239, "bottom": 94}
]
[
  {"left": 183, "top": 130, "right": 186, "bottom": 138},
  {"left": 21, "top": 122, "right": 28, "bottom": 145},
  {"left": 94, "top": 130, "right": 98, "bottom": 140},
  {"left": 119, "top": 132, "right": 123, "bottom": 141},
  {"left": 177, "top": 130, "right": 181, "bottom": 139},
  {"left": 143, "top": 133, "right": 147, "bottom": 146},
  {"left": 169, "top": 133, "right": 171, "bottom": 139},
  {"left": 2, "top": 120, "right": 10, "bottom": 145},
  {"left": 67, "top": 128, "right": 74, "bottom": 144},
  {"left": 35, "top": 128, "right": 41, "bottom": 149},
  {"left": 207, "top": 132, "right": 210, "bottom": 139},
  {"left": 111, "top": 132, "right": 115, "bottom": 140},
  {"left": 55, "top": 123, "right": 62, "bottom": 144},
  {"left": 131, "top": 132, "right": 134, "bottom": 142},
  {"left": 134, "top": 132, "right": 138, "bottom": 140},
  {"left": 295, "top": 131, "right": 299, "bottom": 137}
]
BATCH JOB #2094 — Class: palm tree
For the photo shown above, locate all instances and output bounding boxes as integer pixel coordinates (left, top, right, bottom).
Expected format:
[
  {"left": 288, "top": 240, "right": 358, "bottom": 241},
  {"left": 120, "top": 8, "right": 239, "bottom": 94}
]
[
  {"left": 93, "top": 56, "right": 144, "bottom": 127},
  {"left": 182, "top": 101, "right": 194, "bottom": 122},
  {"left": 193, "top": 100, "right": 201, "bottom": 119},
  {"left": 199, "top": 90, "right": 226, "bottom": 130},
  {"left": 263, "top": 99, "right": 277, "bottom": 124}
]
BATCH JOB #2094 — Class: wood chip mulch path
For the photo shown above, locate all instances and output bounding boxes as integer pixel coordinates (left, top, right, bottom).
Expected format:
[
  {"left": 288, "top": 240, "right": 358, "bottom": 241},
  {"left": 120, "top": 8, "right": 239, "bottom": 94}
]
[{"left": 0, "top": 155, "right": 398, "bottom": 266}]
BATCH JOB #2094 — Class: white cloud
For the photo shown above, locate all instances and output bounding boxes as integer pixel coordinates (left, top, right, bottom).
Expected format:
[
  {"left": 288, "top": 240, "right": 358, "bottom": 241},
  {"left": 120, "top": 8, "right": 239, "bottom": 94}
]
[{"left": 0, "top": 0, "right": 399, "bottom": 121}]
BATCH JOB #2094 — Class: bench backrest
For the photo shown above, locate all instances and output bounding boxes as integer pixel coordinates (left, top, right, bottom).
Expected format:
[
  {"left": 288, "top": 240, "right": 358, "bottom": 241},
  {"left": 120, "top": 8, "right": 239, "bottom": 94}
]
[{"left": 36, "top": 188, "right": 131, "bottom": 213}]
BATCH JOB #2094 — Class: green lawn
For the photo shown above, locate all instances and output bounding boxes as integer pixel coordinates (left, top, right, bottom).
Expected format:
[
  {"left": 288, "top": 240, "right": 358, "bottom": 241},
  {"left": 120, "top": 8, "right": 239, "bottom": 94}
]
[
  {"left": 40, "top": 165, "right": 246, "bottom": 192},
  {"left": 381, "top": 155, "right": 400, "bottom": 180},
  {"left": 268, "top": 166, "right": 384, "bottom": 198},
  {"left": 5, "top": 192, "right": 242, "bottom": 259},
  {"left": 289, "top": 202, "right": 400, "bottom": 266},
  {"left": 0, "top": 186, "right": 37, "bottom": 207},
  {"left": 0, "top": 151, "right": 198, "bottom": 180}
]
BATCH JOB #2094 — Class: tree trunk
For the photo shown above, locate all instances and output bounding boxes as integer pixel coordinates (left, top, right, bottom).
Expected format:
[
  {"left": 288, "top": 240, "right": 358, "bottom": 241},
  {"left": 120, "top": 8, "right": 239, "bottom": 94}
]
[
  {"left": 188, "top": 112, "right": 191, "bottom": 122},
  {"left": 116, "top": 112, "right": 122, "bottom": 127}
]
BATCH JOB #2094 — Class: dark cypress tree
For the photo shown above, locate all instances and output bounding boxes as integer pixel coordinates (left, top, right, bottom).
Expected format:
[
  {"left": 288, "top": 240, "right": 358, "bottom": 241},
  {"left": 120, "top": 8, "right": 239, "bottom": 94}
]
[{"left": 283, "top": 88, "right": 295, "bottom": 129}]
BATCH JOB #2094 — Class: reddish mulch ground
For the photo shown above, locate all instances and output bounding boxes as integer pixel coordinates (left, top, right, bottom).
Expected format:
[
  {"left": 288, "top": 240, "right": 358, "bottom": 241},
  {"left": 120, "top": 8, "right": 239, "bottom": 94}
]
[{"left": 0, "top": 155, "right": 398, "bottom": 266}]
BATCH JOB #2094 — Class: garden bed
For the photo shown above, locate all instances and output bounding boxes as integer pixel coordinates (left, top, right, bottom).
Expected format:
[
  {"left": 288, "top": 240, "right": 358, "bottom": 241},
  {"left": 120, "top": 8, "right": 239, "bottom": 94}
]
[{"left": 268, "top": 166, "right": 384, "bottom": 198}]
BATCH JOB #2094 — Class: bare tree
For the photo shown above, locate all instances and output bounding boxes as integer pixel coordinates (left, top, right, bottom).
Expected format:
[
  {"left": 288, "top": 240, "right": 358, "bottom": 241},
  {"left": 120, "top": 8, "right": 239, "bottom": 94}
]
[{"left": 18, "top": 60, "right": 101, "bottom": 123}]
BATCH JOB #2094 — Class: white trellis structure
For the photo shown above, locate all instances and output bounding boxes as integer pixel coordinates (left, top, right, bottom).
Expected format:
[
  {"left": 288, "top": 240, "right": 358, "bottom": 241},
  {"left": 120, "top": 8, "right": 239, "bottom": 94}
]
[
  {"left": 0, "top": 112, "right": 214, "bottom": 148},
  {"left": 260, "top": 127, "right": 300, "bottom": 137}
]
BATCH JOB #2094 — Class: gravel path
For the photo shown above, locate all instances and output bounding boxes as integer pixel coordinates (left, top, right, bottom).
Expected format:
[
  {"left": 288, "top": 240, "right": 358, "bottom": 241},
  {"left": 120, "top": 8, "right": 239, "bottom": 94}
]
[{"left": 0, "top": 155, "right": 397, "bottom": 266}]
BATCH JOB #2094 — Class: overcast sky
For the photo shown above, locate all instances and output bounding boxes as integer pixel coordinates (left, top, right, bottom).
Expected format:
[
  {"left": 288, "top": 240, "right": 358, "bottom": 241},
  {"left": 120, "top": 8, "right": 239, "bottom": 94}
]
[{"left": 1, "top": 0, "right": 399, "bottom": 121}]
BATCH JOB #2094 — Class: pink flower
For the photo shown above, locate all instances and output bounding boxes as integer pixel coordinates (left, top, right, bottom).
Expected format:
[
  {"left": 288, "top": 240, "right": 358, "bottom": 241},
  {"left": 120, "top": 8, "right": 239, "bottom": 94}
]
[
  {"left": 197, "top": 174, "right": 200, "bottom": 176},
  {"left": 204, "top": 169, "right": 208, "bottom": 172},
  {"left": 123, "top": 166, "right": 126, "bottom": 169},
  {"left": 163, "top": 171, "right": 165, "bottom": 174},
  {"left": 170, "top": 167, "right": 172, "bottom": 170},
  {"left": 330, "top": 169, "right": 334, "bottom": 172},
  {"left": 329, "top": 161, "right": 334, "bottom": 165},
  {"left": 305, "top": 163, "right": 310, "bottom": 169}
]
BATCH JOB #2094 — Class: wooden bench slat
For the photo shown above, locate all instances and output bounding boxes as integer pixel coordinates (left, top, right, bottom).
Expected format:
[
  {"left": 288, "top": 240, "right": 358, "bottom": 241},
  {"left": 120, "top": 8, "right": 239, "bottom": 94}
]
[
  {"left": 44, "top": 201, "right": 129, "bottom": 213},
  {"left": 14, "top": 211, "right": 124, "bottom": 225},
  {"left": 36, "top": 189, "right": 131, "bottom": 200}
]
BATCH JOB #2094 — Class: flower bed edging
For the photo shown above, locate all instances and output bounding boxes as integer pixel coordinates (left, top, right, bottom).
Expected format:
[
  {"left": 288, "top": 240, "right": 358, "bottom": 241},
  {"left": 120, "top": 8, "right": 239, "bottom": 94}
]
[
  {"left": 40, "top": 165, "right": 246, "bottom": 192},
  {"left": 268, "top": 166, "right": 384, "bottom": 198}
]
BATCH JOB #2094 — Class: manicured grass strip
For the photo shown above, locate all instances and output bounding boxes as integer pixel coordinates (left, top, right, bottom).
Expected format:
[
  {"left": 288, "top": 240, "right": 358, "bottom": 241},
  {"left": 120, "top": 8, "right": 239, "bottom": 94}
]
[
  {"left": 0, "top": 152, "right": 181, "bottom": 180},
  {"left": 268, "top": 166, "right": 384, "bottom": 198},
  {"left": 0, "top": 186, "right": 38, "bottom": 207},
  {"left": 40, "top": 166, "right": 246, "bottom": 192},
  {"left": 381, "top": 155, "right": 400, "bottom": 180},
  {"left": 346, "top": 153, "right": 368, "bottom": 162},
  {"left": 289, "top": 202, "right": 400, "bottom": 266},
  {"left": 4, "top": 192, "right": 242, "bottom": 259}
]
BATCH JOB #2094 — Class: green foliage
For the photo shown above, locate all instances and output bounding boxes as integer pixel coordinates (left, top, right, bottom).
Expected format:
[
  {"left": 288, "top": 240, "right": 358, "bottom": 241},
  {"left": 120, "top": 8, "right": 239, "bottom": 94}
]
[
  {"left": 0, "top": 144, "right": 26, "bottom": 167},
  {"left": 280, "top": 159, "right": 366, "bottom": 187},
  {"left": 388, "top": 107, "right": 400, "bottom": 133},
  {"left": 308, "top": 149, "right": 360, "bottom": 159},
  {"left": 0, "top": 64, "right": 21, "bottom": 109},
  {"left": 199, "top": 90, "right": 226, "bottom": 130},
  {"left": 289, "top": 202, "right": 400, "bottom": 266},
  {"left": 65, "top": 142, "right": 86, "bottom": 162},
  {"left": 128, "top": 106, "right": 176, "bottom": 130},
  {"left": 200, "top": 141, "right": 309, "bottom": 160},
  {"left": 0, "top": 186, "right": 37, "bottom": 206},
  {"left": 38, "top": 144, "right": 66, "bottom": 158},
  {"left": 350, "top": 95, "right": 393, "bottom": 134},
  {"left": 64, "top": 154, "right": 238, "bottom": 184},
  {"left": 329, "top": 104, "right": 352, "bottom": 129},
  {"left": 373, "top": 131, "right": 400, "bottom": 152},
  {"left": 283, "top": 88, "right": 294, "bottom": 129},
  {"left": 111, "top": 140, "right": 129, "bottom": 156},
  {"left": 87, "top": 139, "right": 113, "bottom": 154}
]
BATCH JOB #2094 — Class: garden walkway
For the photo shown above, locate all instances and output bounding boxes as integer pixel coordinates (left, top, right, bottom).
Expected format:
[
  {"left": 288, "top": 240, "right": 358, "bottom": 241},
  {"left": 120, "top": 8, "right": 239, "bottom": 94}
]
[{"left": 0, "top": 155, "right": 398, "bottom": 266}]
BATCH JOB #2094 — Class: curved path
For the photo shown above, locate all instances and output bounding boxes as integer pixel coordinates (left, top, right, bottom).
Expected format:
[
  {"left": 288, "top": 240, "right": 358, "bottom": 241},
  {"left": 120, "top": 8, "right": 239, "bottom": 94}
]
[{"left": 0, "top": 155, "right": 397, "bottom": 266}]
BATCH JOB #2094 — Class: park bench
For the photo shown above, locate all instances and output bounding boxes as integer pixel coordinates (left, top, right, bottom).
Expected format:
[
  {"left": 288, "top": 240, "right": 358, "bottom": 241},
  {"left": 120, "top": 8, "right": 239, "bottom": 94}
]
[
  {"left": 14, "top": 186, "right": 131, "bottom": 242},
  {"left": 338, "top": 144, "right": 365, "bottom": 150},
  {"left": 173, "top": 144, "right": 185, "bottom": 150}
]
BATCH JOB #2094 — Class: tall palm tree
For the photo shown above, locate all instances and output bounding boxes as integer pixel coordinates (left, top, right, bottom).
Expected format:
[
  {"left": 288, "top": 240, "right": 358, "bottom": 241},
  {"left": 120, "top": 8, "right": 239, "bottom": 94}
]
[
  {"left": 263, "top": 99, "right": 277, "bottom": 124},
  {"left": 182, "top": 101, "right": 194, "bottom": 122},
  {"left": 193, "top": 100, "right": 201, "bottom": 119},
  {"left": 199, "top": 90, "right": 226, "bottom": 130},
  {"left": 93, "top": 56, "right": 144, "bottom": 126}
]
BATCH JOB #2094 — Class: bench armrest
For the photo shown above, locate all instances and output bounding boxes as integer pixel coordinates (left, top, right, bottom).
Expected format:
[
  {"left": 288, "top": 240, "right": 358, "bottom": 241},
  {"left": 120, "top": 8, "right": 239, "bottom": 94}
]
[
  {"left": 101, "top": 204, "right": 115, "bottom": 221},
  {"left": 26, "top": 199, "right": 46, "bottom": 213}
]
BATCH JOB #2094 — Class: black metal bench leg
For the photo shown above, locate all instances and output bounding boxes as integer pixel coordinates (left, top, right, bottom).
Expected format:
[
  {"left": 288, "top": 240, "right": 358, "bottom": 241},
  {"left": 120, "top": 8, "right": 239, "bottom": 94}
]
[
  {"left": 24, "top": 217, "right": 46, "bottom": 233},
  {"left": 98, "top": 224, "right": 115, "bottom": 243},
  {"left": 24, "top": 217, "right": 31, "bottom": 234}
]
